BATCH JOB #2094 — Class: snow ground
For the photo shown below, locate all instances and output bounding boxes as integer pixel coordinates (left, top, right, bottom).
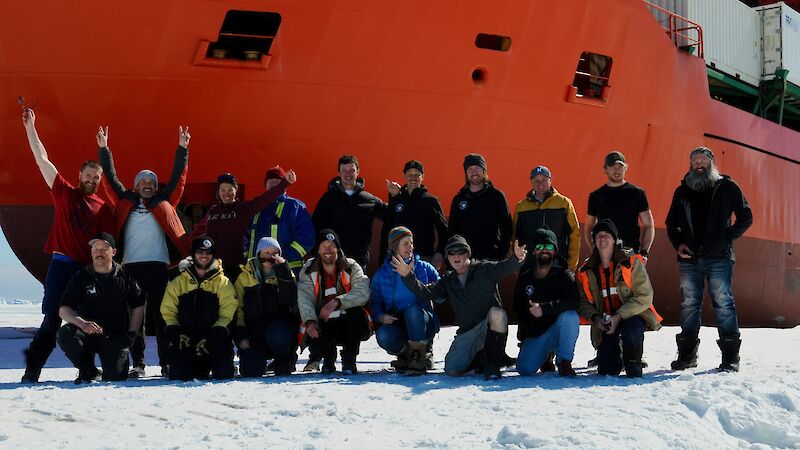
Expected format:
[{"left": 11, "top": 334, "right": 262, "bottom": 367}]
[{"left": 0, "top": 304, "right": 798, "bottom": 449}]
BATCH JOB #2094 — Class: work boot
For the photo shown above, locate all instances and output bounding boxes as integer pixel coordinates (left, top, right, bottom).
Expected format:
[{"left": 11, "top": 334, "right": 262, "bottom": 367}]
[
  {"left": 671, "top": 334, "right": 700, "bottom": 371},
  {"left": 390, "top": 345, "right": 410, "bottom": 373},
  {"left": 483, "top": 330, "right": 508, "bottom": 380},
  {"left": 557, "top": 360, "right": 576, "bottom": 377},
  {"left": 406, "top": 341, "right": 428, "bottom": 375},
  {"left": 21, "top": 348, "right": 44, "bottom": 383},
  {"left": 303, "top": 359, "right": 321, "bottom": 372},
  {"left": 340, "top": 350, "right": 357, "bottom": 375},
  {"left": 128, "top": 364, "right": 146, "bottom": 378},
  {"left": 74, "top": 367, "right": 102, "bottom": 384},
  {"left": 539, "top": 352, "right": 556, "bottom": 373},
  {"left": 623, "top": 344, "right": 644, "bottom": 378},
  {"left": 717, "top": 336, "right": 741, "bottom": 372},
  {"left": 273, "top": 359, "right": 294, "bottom": 376}
]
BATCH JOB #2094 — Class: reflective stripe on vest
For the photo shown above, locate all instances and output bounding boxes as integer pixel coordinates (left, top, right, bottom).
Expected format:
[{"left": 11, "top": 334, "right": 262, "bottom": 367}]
[
  {"left": 311, "top": 270, "right": 352, "bottom": 299},
  {"left": 578, "top": 255, "right": 662, "bottom": 323},
  {"left": 247, "top": 212, "right": 261, "bottom": 258},
  {"left": 290, "top": 240, "right": 308, "bottom": 257}
]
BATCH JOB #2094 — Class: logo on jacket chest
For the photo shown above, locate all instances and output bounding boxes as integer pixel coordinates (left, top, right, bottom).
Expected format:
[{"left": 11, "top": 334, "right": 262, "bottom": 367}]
[
  {"left": 458, "top": 200, "right": 468, "bottom": 210},
  {"left": 86, "top": 285, "right": 97, "bottom": 296},
  {"left": 525, "top": 285, "right": 535, "bottom": 297},
  {"left": 395, "top": 203, "right": 405, "bottom": 213}
]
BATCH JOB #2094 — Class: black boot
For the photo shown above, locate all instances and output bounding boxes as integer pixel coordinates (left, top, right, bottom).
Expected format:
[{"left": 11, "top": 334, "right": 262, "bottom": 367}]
[
  {"left": 622, "top": 344, "right": 644, "bottom": 378},
  {"left": 717, "top": 336, "right": 741, "bottom": 372},
  {"left": 539, "top": 352, "right": 556, "bottom": 373},
  {"left": 483, "top": 330, "right": 508, "bottom": 380},
  {"left": 21, "top": 348, "right": 45, "bottom": 383},
  {"left": 390, "top": 345, "right": 410, "bottom": 373},
  {"left": 671, "top": 334, "right": 700, "bottom": 371},
  {"left": 340, "top": 346, "right": 359, "bottom": 375}
]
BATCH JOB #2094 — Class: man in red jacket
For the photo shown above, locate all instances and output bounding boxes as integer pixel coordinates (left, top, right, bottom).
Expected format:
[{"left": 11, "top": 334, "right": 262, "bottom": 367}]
[
  {"left": 97, "top": 125, "right": 191, "bottom": 378},
  {"left": 20, "top": 109, "right": 115, "bottom": 383}
]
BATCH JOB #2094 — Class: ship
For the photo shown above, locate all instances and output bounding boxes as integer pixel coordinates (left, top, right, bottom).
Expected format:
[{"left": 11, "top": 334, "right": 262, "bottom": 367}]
[{"left": 0, "top": 0, "right": 797, "bottom": 326}]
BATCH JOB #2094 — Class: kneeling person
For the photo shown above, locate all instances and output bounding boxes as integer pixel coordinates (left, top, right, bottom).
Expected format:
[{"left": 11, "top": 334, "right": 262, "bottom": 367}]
[
  {"left": 396, "top": 235, "right": 526, "bottom": 380},
  {"left": 514, "top": 229, "right": 580, "bottom": 377},
  {"left": 161, "top": 237, "right": 237, "bottom": 381},
  {"left": 57, "top": 233, "right": 144, "bottom": 382},
  {"left": 576, "top": 220, "right": 662, "bottom": 377},
  {"left": 234, "top": 238, "right": 300, "bottom": 376},
  {"left": 371, "top": 227, "right": 440, "bottom": 374},
  {"left": 298, "top": 229, "right": 372, "bottom": 374}
]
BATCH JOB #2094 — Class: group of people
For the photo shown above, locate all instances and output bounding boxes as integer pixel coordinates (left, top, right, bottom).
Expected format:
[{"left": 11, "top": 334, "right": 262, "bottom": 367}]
[{"left": 19, "top": 108, "right": 753, "bottom": 383}]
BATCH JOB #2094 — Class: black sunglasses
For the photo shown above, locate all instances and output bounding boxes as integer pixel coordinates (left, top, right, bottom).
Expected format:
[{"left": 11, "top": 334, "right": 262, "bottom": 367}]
[{"left": 447, "top": 249, "right": 468, "bottom": 256}]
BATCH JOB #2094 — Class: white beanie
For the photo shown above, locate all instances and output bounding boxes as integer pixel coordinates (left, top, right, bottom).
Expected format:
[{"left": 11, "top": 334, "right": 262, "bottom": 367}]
[{"left": 134, "top": 170, "right": 158, "bottom": 188}]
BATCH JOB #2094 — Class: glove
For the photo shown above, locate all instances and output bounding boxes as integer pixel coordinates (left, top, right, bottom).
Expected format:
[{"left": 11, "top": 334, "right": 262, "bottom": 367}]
[
  {"left": 166, "top": 326, "right": 192, "bottom": 351},
  {"left": 196, "top": 326, "right": 230, "bottom": 357}
]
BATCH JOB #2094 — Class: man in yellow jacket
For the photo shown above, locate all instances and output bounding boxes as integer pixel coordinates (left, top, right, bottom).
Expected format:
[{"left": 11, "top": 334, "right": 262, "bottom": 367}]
[
  {"left": 575, "top": 220, "right": 661, "bottom": 377},
  {"left": 160, "top": 237, "right": 237, "bottom": 381},
  {"left": 513, "top": 166, "right": 580, "bottom": 271}
]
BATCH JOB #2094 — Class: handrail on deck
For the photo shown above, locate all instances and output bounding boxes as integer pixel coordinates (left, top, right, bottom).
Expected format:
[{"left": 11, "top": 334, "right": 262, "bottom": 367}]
[{"left": 643, "top": 0, "right": 704, "bottom": 58}]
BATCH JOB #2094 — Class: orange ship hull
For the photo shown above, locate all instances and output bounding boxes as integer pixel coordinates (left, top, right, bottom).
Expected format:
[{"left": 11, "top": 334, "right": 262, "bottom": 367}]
[{"left": 0, "top": 0, "right": 797, "bottom": 326}]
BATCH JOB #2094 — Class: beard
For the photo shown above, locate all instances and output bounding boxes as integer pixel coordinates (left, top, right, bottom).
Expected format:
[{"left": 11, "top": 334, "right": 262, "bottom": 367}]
[
  {"left": 536, "top": 253, "right": 553, "bottom": 266},
  {"left": 194, "top": 258, "right": 213, "bottom": 270},
  {"left": 79, "top": 180, "right": 99, "bottom": 195},
  {"left": 684, "top": 163, "right": 722, "bottom": 192}
]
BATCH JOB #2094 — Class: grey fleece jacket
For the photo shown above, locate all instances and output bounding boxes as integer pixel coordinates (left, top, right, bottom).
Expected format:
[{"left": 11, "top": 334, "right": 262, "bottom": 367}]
[{"left": 402, "top": 256, "right": 523, "bottom": 334}]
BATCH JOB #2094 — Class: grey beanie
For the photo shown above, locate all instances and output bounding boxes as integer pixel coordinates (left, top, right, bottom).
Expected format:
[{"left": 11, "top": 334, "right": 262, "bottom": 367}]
[
  {"left": 256, "top": 237, "right": 282, "bottom": 256},
  {"left": 690, "top": 146, "right": 715, "bottom": 162},
  {"left": 134, "top": 170, "right": 158, "bottom": 188}
]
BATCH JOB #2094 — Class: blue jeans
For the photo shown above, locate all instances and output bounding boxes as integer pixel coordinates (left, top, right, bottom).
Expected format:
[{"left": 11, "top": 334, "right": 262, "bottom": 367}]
[
  {"left": 26, "top": 255, "right": 82, "bottom": 370},
  {"left": 375, "top": 304, "right": 435, "bottom": 355},
  {"left": 239, "top": 320, "right": 298, "bottom": 377},
  {"left": 678, "top": 258, "right": 739, "bottom": 338},
  {"left": 517, "top": 311, "right": 579, "bottom": 376}
]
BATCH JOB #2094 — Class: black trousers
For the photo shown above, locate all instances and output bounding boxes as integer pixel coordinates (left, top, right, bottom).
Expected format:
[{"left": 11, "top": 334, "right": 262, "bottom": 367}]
[
  {"left": 168, "top": 337, "right": 235, "bottom": 381},
  {"left": 308, "top": 307, "right": 370, "bottom": 362},
  {"left": 57, "top": 325, "right": 130, "bottom": 381},
  {"left": 238, "top": 319, "right": 298, "bottom": 377},
  {"left": 125, "top": 262, "right": 169, "bottom": 368}
]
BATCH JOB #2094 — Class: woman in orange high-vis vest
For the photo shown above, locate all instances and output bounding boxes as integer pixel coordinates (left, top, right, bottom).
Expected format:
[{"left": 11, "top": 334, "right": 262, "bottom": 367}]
[{"left": 576, "top": 220, "right": 662, "bottom": 377}]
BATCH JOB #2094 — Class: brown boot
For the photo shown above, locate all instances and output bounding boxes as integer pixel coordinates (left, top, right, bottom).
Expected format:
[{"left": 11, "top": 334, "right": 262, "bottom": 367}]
[
  {"left": 557, "top": 360, "right": 576, "bottom": 377},
  {"left": 406, "top": 341, "right": 428, "bottom": 375}
]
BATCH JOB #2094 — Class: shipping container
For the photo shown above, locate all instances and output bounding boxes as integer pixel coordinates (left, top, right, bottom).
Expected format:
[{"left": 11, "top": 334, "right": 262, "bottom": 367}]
[
  {"left": 758, "top": 2, "right": 800, "bottom": 85},
  {"left": 646, "top": 0, "right": 762, "bottom": 86}
]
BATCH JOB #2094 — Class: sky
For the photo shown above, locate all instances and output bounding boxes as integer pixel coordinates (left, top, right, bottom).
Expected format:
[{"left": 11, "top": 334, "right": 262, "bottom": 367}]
[{"left": 0, "top": 229, "right": 42, "bottom": 302}]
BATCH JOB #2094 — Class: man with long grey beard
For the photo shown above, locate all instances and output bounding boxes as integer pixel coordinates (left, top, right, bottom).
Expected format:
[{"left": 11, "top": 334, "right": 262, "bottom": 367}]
[{"left": 665, "top": 147, "right": 752, "bottom": 372}]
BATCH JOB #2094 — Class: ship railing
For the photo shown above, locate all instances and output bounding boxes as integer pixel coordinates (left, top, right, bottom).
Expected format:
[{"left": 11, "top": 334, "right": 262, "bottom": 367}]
[{"left": 643, "top": 0, "right": 704, "bottom": 58}]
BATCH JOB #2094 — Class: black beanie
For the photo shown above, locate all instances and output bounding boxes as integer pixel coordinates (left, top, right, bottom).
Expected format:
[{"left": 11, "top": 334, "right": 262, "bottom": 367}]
[
  {"left": 403, "top": 160, "right": 424, "bottom": 174},
  {"left": 463, "top": 153, "right": 487, "bottom": 172},
  {"left": 317, "top": 229, "right": 342, "bottom": 250},
  {"left": 444, "top": 235, "right": 471, "bottom": 256},
  {"left": 191, "top": 236, "right": 216, "bottom": 255},
  {"left": 591, "top": 219, "right": 620, "bottom": 244},
  {"left": 532, "top": 228, "right": 558, "bottom": 252}
]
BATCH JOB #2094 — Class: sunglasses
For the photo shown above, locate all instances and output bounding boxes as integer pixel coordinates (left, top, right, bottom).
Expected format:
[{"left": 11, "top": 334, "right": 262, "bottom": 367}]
[
  {"left": 447, "top": 249, "right": 468, "bottom": 256},
  {"left": 534, "top": 243, "right": 556, "bottom": 251}
]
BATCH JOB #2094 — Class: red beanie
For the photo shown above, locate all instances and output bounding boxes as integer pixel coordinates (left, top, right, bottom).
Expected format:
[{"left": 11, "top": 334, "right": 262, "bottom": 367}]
[{"left": 264, "top": 166, "right": 286, "bottom": 184}]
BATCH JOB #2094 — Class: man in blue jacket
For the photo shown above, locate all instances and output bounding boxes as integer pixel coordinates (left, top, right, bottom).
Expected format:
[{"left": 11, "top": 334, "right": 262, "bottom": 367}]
[
  {"left": 245, "top": 166, "right": 315, "bottom": 276},
  {"left": 370, "top": 226, "right": 440, "bottom": 374}
]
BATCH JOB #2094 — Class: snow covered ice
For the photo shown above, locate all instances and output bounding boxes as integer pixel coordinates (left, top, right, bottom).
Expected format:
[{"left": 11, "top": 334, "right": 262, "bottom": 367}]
[{"left": 0, "top": 304, "right": 798, "bottom": 449}]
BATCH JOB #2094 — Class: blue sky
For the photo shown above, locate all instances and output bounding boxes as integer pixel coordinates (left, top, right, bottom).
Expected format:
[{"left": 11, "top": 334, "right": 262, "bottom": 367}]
[{"left": 0, "top": 229, "right": 43, "bottom": 302}]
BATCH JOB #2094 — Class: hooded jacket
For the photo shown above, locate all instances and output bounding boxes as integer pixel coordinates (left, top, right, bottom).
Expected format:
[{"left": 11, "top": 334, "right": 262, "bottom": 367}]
[
  {"left": 99, "top": 145, "right": 190, "bottom": 264},
  {"left": 665, "top": 175, "right": 752, "bottom": 261},
  {"left": 369, "top": 253, "right": 440, "bottom": 327},
  {"left": 311, "top": 177, "right": 386, "bottom": 266},
  {"left": 448, "top": 181, "right": 512, "bottom": 260},
  {"left": 513, "top": 265, "right": 579, "bottom": 341},
  {"left": 233, "top": 257, "right": 298, "bottom": 337},
  {"left": 575, "top": 247, "right": 662, "bottom": 348},
  {"left": 160, "top": 257, "right": 237, "bottom": 337},
  {"left": 513, "top": 187, "right": 581, "bottom": 271},
  {"left": 244, "top": 192, "right": 315, "bottom": 274},
  {"left": 380, "top": 185, "right": 448, "bottom": 260}
]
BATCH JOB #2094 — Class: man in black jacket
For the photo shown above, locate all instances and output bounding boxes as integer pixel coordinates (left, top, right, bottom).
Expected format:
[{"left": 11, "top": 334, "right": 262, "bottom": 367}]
[
  {"left": 57, "top": 233, "right": 144, "bottom": 382},
  {"left": 665, "top": 147, "right": 753, "bottom": 372},
  {"left": 381, "top": 160, "right": 448, "bottom": 270},
  {"left": 312, "top": 155, "right": 387, "bottom": 268},
  {"left": 448, "top": 154, "right": 512, "bottom": 260},
  {"left": 513, "top": 228, "right": 580, "bottom": 377},
  {"left": 394, "top": 235, "right": 526, "bottom": 380}
]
